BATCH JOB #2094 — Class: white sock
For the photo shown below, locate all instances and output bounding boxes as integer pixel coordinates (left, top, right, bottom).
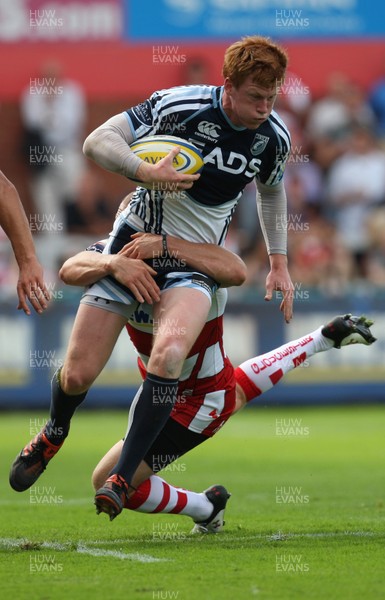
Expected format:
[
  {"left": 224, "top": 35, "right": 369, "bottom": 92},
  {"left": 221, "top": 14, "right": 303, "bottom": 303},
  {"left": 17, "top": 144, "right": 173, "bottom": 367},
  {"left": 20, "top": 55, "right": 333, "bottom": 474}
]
[
  {"left": 235, "top": 327, "right": 334, "bottom": 402},
  {"left": 126, "top": 475, "right": 212, "bottom": 522}
]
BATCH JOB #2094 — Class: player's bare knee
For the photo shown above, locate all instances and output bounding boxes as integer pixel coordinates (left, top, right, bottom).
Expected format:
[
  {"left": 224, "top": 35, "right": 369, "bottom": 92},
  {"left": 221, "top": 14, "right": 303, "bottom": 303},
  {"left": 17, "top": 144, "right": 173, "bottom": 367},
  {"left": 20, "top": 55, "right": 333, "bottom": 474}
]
[
  {"left": 233, "top": 383, "right": 247, "bottom": 413},
  {"left": 60, "top": 367, "right": 93, "bottom": 395},
  {"left": 149, "top": 340, "right": 186, "bottom": 378}
]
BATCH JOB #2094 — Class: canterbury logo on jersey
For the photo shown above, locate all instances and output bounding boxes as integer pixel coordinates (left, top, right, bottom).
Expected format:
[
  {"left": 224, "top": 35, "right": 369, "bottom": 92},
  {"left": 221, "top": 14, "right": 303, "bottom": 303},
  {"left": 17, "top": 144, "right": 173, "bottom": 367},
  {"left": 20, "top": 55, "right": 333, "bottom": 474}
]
[{"left": 197, "top": 121, "right": 222, "bottom": 140}]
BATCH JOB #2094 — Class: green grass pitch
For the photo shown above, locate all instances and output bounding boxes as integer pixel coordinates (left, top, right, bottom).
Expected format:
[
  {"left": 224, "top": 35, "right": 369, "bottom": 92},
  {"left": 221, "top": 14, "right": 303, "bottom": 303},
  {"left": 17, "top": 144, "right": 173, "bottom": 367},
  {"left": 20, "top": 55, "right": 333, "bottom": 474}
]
[{"left": 1, "top": 406, "right": 384, "bottom": 600}]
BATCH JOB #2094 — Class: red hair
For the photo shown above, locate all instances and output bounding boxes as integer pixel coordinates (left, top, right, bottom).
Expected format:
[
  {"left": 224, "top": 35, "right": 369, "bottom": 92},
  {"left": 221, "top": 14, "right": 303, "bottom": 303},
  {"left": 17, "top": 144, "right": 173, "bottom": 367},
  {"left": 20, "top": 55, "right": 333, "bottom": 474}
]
[{"left": 223, "top": 36, "right": 288, "bottom": 89}]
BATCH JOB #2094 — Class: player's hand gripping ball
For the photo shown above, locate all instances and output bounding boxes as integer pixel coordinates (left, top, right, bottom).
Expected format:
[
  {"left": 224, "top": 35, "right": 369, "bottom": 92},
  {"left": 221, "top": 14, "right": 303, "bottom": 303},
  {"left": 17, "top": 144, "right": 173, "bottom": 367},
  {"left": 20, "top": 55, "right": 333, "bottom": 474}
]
[{"left": 129, "top": 135, "right": 204, "bottom": 189}]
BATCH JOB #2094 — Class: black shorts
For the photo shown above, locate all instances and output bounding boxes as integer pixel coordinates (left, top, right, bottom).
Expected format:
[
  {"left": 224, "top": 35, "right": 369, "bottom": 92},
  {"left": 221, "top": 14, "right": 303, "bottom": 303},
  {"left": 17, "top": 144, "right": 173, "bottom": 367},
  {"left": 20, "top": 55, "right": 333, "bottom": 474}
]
[{"left": 142, "top": 417, "right": 208, "bottom": 473}]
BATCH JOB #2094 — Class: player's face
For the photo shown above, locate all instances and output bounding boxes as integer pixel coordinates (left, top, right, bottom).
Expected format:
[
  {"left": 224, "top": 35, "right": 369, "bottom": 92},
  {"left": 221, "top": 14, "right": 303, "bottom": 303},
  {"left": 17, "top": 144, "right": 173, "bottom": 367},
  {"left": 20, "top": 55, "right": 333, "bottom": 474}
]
[{"left": 223, "top": 75, "right": 277, "bottom": 129}]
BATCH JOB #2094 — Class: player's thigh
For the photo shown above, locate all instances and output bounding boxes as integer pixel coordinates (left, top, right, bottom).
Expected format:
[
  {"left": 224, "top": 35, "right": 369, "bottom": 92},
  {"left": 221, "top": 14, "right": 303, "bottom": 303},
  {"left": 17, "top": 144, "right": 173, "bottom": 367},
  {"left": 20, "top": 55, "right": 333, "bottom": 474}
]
[
  {"left": 151, "top": 287, "right": 211, "bottom": 356},
  {"left": 62, "top": 304, "right": 127, "bottom": 384}
]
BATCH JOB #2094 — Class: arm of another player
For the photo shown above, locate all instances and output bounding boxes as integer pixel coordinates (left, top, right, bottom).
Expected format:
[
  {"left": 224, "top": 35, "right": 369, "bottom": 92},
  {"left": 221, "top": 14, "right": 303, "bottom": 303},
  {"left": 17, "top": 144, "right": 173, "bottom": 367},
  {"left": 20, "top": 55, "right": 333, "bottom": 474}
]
[
  {"left": 256, "top": 180, "right": 294, "bottom": 323},
  {"left": 0, "top": 170, "right": 49, "bottom": 315},
  {"left": 59, "top": 250, "right": 160, "bottom": 305},
  {"left": 83, "top": 113, "right": 199, "bottom": 190},
  {"left": 118, "top": 232, "right": 247, "bottom": 287}
]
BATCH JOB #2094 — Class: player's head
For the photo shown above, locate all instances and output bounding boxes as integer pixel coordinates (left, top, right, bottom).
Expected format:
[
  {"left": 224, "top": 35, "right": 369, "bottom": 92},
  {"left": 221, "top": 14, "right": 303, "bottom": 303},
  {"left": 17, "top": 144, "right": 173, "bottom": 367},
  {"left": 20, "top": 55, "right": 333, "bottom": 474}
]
[
  {"left": 222, "top": 36, "right": 288, "bottom": 91},
  {"left": 222, "top": 36, "right": 288, "bottom": 129}
]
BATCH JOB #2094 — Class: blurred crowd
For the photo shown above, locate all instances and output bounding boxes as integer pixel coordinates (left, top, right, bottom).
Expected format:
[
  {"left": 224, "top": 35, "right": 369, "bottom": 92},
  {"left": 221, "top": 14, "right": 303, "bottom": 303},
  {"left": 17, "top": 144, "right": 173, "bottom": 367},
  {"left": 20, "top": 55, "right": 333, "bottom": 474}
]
[
  {"left": 1, "top": 61, "right": 385, "bottom": 302},
  {"left": 230, "top": 70, "right": 385, "bottom": 297}
]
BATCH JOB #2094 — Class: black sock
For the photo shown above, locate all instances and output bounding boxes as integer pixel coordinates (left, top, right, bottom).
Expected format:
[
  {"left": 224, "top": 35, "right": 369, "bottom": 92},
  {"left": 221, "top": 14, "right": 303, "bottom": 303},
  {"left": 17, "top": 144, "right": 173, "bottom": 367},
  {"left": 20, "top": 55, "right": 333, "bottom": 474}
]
[
  {"left": 45, "top": 368, "right": 87, "bottom": 445},
  {"left": 109, "top": 372, "right": 178, "bottom": 485}
]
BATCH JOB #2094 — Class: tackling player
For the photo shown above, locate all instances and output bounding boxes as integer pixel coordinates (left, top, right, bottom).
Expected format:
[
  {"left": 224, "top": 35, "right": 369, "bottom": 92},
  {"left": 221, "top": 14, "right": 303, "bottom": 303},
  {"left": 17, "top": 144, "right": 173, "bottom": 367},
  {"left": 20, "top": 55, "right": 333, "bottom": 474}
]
[{"left": 91, "top": 306, "right": 375, "bottom": 534}]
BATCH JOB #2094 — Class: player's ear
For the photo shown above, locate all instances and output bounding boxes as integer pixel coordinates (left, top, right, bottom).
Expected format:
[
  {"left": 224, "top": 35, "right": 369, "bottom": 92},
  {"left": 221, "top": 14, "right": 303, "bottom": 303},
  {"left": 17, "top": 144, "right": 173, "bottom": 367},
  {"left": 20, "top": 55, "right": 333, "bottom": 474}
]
[{"left": 224, "top": 78, "right": 234, "bottom": 96}]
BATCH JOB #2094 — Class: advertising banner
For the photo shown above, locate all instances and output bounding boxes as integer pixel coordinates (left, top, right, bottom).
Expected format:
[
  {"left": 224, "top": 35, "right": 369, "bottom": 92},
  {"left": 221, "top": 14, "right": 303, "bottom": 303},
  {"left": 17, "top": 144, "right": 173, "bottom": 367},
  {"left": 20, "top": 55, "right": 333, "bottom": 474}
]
[{"left": 126, "top": 0, "right": 385, "bottom": 40}]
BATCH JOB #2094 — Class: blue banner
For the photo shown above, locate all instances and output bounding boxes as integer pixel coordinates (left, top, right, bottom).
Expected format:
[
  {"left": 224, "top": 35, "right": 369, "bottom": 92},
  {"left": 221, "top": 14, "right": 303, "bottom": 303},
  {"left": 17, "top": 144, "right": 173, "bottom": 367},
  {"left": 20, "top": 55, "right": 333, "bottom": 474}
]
[{"left": 126, "top": 0, "right": 385, "bottom": 40}]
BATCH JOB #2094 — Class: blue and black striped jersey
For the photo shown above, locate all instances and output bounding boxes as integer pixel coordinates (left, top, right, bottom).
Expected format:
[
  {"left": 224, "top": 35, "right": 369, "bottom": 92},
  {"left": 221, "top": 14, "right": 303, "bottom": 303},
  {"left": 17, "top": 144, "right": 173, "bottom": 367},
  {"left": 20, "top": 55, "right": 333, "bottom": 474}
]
[{"left": 125, "top": 84, "right": 291, "bottom": 207}]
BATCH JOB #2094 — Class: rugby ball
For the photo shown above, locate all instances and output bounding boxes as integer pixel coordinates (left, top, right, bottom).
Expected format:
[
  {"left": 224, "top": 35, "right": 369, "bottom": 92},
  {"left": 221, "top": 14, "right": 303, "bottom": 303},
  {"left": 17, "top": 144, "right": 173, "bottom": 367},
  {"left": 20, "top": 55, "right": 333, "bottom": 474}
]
[{"left": 129, "top": 135, "right": 204, "bottom": 189}]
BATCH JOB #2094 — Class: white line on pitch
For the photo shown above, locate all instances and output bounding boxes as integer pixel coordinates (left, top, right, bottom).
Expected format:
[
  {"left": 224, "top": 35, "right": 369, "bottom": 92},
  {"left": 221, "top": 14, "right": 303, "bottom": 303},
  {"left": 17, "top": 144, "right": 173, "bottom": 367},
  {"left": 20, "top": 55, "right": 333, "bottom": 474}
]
[
  {"left": 0, "top": 538, "right": 170, "bottom": 562},
  {"left": 0, "top": 538, "right": 68, "bottom": 551},
  {"left": 76, "top": 544, "right": 168, "bottom": 562},
  {"left": 78, "top": 530, "right": 380, "bottom": 545}
]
